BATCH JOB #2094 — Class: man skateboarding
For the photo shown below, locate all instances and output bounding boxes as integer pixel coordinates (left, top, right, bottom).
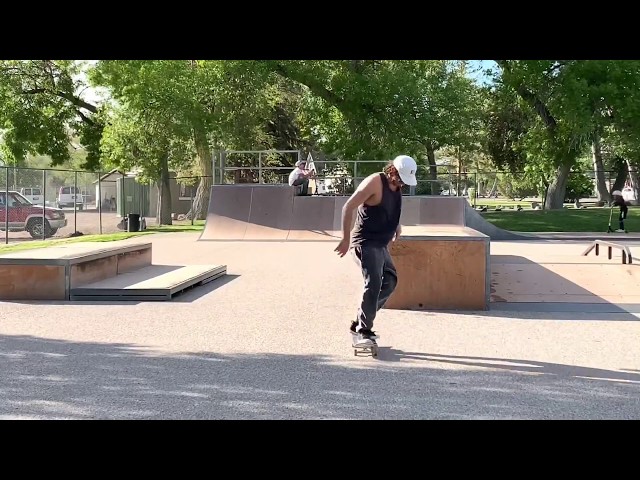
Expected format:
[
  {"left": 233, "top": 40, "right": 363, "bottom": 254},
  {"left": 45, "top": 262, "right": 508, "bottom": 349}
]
[{"left": 334, "top": 155, "right": 418, "bottom": 348}]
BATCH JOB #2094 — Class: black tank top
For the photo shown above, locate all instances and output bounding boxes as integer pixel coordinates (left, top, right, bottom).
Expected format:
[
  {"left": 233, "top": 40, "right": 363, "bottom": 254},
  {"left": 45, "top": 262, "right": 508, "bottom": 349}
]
[{"left": 351, "top": 173, "right": 402, "bottom": 248}]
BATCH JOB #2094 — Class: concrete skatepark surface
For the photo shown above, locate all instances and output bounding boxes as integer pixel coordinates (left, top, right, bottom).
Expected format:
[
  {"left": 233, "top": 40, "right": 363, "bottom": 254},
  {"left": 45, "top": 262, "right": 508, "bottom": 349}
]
[{"left": 1, "top": 232, "right": 639, "bottom": 419}]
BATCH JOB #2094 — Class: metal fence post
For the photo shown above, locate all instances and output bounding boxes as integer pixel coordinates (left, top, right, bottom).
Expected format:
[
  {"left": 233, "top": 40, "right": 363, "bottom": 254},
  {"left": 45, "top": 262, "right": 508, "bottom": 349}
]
[
  {"left": 74, "top": 170, "right": 78, "bottom": 233},
  {"left": 354, "top": 161, "right": 358, "bottom": 189},
  {"left": 220, "top": 150, "right": 226, "bottom": 185},
  {"left": 474, "top": 172, "right": 477, "bottom": 208},
  {"left": 121, "top": 173, "right": 126, "bottom": 220},
  {"left": 211, "top": 152, "right": 216, "bottom": 185},
  {"left": 98, "top": 172, "right": 103, "bottom": 235},
  {"left": 42, "top": 170, "right": 46, "bottom": 240},
  {"left": 4, "top": 168, "right": 8, "bottom": 245},
  {"left": 191, "top": 186, "right": 194, "bottom": 226}
]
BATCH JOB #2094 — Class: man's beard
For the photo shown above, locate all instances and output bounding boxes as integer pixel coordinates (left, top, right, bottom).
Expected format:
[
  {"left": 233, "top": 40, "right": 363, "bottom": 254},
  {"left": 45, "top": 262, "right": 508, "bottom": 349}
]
[{"left": 389, "top": 177, "right": 403, "bottom": 188}]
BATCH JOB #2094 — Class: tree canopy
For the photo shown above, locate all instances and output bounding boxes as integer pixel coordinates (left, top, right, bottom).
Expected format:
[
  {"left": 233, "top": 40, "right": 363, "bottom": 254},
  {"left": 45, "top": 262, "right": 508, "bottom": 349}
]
[{"left": 2, "top": 59, "right": 639, "bottom": 215}]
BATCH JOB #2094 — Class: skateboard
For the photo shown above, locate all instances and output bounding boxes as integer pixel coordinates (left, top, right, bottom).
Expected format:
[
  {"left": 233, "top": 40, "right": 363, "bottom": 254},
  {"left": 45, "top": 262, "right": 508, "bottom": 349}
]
[
  {"left": 351, "top": 334, "right": 379, "bottom": 357},
  {"left": 353, "top": 343, "right": 378, "bottom": 357}
]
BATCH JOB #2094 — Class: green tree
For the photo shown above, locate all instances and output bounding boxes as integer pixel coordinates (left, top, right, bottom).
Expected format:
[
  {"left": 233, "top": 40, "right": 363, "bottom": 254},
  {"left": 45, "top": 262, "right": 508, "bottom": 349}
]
[
  {"left": 90, "top": 60, "right": 278, "bottom": 220},
  {"left": 493, "top": 61, "right": 591, "bottom": 208},
  {"left": 100, "top": 103, "right": 195, "bottom": 225},
  {"left": 493, "top": 60, "right": 640, "bottom": 208},
  {"left": 264, "top": 60, "right": 485, "bottom": 193},
  {"left": 0, "top": 60, "right": 103, "bottom": 170}
]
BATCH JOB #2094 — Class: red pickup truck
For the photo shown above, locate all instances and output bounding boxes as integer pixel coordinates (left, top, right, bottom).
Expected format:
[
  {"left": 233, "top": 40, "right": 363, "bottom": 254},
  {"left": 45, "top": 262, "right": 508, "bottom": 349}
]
[{"left": 0, "top": 191, "right": 67, "bottom": 238}]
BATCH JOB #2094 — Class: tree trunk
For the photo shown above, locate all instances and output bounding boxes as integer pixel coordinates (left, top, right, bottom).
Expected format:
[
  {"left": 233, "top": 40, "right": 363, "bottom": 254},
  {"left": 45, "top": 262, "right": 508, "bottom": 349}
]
[
  {"left": 156, "top": 153, "right": 173, "bottom": 225},
  {"left": 186, "top": 130, "right": 213, "bottom": 221},
  {"left": 610, "top": 156, "right": 627, "bottom": 195},
  {"left": 545, "top": 163, "right": 572, "bottom": 209},
  {"left": 426, "top": 142, "right": 438, "bottom": 195},
  {"left": 591, "top": 136, "right": 609, "bottom": 203}
]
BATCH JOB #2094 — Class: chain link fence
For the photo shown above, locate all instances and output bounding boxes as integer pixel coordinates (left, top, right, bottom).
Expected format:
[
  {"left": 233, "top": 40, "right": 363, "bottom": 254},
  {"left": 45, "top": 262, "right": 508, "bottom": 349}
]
[
  {"left": 1, "top": 163, "right": 633, "bottom": 245},
  {"left": 213, "top": 156, "right": 624, "bottom": 203},
  {"left": 0, "top": 166, "right": 223, "bottom": 245}
]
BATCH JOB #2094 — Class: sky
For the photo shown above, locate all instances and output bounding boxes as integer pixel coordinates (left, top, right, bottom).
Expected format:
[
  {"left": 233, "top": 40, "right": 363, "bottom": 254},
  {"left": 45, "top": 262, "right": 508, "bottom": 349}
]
[{"left": 467, "top": 60, "right": 496, "bottom": 85}]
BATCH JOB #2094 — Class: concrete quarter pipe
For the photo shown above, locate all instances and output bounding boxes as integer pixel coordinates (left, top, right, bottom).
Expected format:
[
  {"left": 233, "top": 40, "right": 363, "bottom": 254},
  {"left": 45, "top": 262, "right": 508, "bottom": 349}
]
[
  {"left": 200, "top": 185, "right": 344, "bottom": 241},
  {"left": 199, "top": 184, "right": 527, "bottom": 241}
]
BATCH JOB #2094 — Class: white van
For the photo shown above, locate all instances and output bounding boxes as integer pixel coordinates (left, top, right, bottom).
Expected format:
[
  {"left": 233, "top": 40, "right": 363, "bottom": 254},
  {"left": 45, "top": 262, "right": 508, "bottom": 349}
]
[
  {"left": 57, "top": 186, "right": 84, "bottom": 210},
  {"left": 20, "top": 187, "right": 44, "bottom": 205}
]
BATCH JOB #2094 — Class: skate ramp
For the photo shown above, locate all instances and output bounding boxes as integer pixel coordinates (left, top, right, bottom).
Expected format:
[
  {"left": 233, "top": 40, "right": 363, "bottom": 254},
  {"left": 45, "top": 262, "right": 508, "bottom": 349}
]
[
  {"left": 287, "top": 196, "right": 342, "bottom": 240},
  {"left": 399, "top": 197, "right": 420, "bottom": 225},
  {"left": 243, "top": 186, "right": 294, "bottom": 240},
  {"left": 419, "top": 196, "right": 467, "bottom": 225},
  {"left": 200, "top": 185, "right": 344, "bottom": 241},
  {"left": 201, "top": 185, "right": 253, "bottom": 240},
  {"left": 398, "top": 196, "right": 466, "bottom": 226},
  {"left": 200, "top": 186, "right": 528, "bottom": 241},
  {"left": 464, "top": 204, "right": 530, "bottom": 240},
  {"left": 400, "top": 195, "right": 532, "bottom": 239}
]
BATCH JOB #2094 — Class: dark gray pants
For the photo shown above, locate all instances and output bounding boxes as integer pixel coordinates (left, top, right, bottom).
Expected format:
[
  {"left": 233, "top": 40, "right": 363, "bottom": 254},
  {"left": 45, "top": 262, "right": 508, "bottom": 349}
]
[
  {"left": 351, "top": 245, "right": 398, "bottom": 332},
  {"left": 620, "top": 209, "right": 627, "bottom": 230},
  {"left": 292, "top": 177, "right": 309, "bottom": 195}
]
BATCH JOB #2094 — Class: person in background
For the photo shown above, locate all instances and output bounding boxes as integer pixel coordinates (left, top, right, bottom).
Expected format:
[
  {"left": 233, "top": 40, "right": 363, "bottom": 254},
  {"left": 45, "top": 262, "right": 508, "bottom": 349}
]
[
  {"left": 288, "top": 160, "right": 315, "bottom": 196},
  {"left": 612, "top": 190, "right": 629, "bottom": 232}
]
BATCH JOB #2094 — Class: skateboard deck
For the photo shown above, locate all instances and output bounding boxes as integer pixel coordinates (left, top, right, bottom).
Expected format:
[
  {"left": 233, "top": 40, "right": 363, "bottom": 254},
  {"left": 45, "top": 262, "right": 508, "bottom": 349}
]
[
  {"left": 351, "top": 331, "right": 379, "bottom": 357},
  {"left": 352, "top": 339, "right": 379, "bottom": 357},
  {"left": 353, "top": 344, "right": 378, "bottom": 357}
]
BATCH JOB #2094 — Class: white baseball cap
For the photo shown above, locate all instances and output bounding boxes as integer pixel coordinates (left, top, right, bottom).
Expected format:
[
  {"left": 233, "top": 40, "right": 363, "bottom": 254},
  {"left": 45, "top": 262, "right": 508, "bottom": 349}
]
[
  {"left": 392, "top": 155, "right": 418, "bottom": 186},
  {"left": 612, "top": 190, "right": 622, "bottom": 196}
]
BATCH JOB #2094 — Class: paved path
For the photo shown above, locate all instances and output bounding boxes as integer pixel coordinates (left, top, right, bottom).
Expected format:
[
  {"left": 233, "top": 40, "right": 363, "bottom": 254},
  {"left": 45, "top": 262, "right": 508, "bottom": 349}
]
[{"left": 1, "top": 233, "right": 639, "bottom": 419}]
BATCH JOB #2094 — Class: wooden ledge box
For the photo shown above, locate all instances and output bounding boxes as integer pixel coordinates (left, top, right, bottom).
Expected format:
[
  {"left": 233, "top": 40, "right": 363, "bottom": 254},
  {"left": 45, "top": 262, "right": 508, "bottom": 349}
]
[{"left": 384, "top": 226, "right": 490, "bottom": 311}]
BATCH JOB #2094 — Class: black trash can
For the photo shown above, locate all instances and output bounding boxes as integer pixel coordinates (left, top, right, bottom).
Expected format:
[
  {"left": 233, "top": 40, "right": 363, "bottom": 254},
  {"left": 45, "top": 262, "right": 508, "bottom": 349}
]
[{"left": 127, "top": 213, "right": 141, "bottom": 232}]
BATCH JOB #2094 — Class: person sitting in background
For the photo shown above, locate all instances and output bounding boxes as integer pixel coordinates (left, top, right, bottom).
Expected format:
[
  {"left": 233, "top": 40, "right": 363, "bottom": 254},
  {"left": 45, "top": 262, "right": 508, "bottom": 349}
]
[
  {"left": 288, "top": 160, "right": 315, "bottom": 196},
  {"left": 612, "top": 190, "right": 629, "bottom": 233}
]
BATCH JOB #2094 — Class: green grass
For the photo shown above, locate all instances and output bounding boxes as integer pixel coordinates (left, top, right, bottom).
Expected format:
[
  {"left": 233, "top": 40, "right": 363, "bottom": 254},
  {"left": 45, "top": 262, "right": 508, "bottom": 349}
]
[
  {"left": 471, "top": 198, "right": 596, "bottom": 209},
  {"left": 0, "top": 220, "right": 205, "bottom": 254},
  {"left": 472, "top": 198, "right": 535, "bottom": 208},
  {"left": 482, "top": 206, "right": 639, "bottom": 232},
  {"left": 0, "top": 232, "right": 155, "bottom": 254},
  {"left": 149, "top": 220, "right": 204, "bottom": 233}
]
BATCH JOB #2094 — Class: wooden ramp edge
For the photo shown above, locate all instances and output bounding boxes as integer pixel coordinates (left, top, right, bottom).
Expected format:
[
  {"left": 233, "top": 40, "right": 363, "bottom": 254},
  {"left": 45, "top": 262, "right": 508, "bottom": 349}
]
[{"left": 70, "top": 264, "right": 227, "bottom": 301}]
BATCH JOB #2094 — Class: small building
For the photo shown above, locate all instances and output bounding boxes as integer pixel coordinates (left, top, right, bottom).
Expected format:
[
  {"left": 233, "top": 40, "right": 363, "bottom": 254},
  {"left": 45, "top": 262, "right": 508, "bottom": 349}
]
[
  {"left": 93, "top": 169, "right": 126, "bottom": 211},
  {"left": 93, "top": 169, "right": 196, "bottom": 217}
]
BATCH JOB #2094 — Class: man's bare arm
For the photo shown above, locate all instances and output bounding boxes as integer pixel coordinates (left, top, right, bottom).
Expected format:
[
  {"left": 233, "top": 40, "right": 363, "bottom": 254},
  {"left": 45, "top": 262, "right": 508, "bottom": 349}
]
[{"left": 341, "top": 176, "right": 377, "bottom": 239}]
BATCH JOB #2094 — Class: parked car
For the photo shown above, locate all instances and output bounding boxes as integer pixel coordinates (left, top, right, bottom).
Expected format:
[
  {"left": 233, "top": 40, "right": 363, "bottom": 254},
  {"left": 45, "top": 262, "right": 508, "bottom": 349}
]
[
  {"left": 0, "top": 191, "right": 67, "bottom": 238},
  {"left": 19, "top": 187, "right": 44, "bottom": 205},
  {"left": 57, "top": 186, "right": 84, "bottom": 210}
]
